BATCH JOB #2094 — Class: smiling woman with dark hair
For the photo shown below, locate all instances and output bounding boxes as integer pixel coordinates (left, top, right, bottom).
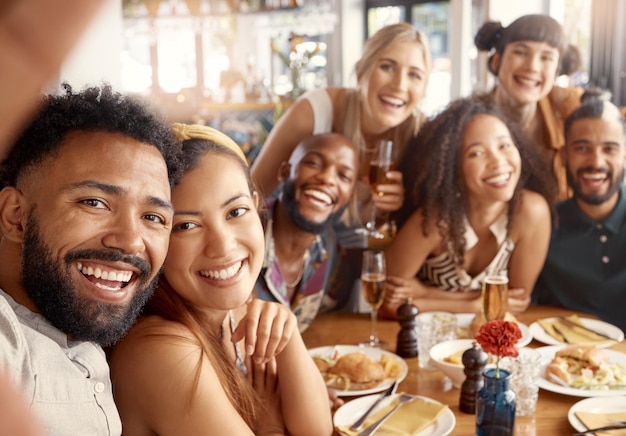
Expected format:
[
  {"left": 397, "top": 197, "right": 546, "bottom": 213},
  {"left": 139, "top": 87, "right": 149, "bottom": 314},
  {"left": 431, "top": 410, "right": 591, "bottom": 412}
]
[
  {"left": 383, "top": 94, "right": 553, "bottom": 319},
  {"left": 474, "top": 14, "right": 584, "bottom": 202}
]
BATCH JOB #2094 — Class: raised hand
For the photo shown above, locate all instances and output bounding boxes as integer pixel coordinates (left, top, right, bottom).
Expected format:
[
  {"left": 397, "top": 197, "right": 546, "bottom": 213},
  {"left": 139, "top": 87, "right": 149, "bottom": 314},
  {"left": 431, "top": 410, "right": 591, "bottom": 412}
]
[
  {"left": 232, "top": 299, "right": 297, "bottom": 364},
  {"left": 371, "top": 170, "right": 404, "bottom": 212}
]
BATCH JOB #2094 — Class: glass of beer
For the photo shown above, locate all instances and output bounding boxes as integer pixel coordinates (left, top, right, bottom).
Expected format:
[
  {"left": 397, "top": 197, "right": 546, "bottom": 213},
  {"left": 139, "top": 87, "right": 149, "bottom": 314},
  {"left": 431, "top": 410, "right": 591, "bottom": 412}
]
[
  {"left": 364, "top": 140, "right": 395, "bottom": 239},
  {"left": 481, "top": 275, "right": 509, "bottom": 322},
  {"left": 360, "top": 250, "right": 386, "bottom": 347}
]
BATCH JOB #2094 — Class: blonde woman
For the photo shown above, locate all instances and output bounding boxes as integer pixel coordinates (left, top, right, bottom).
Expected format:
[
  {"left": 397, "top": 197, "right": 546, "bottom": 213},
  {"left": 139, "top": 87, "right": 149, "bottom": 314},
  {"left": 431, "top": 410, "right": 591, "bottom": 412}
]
[{"left": 251, "top": 22, "right": 432, "bottom": 223}]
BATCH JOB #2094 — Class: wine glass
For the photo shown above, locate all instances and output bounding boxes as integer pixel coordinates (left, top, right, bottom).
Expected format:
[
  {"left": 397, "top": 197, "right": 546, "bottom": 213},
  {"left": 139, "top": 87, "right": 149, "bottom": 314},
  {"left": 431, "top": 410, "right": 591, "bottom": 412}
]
[
  {"left": 360, "top": 250, "right": 386, "bottom": 348},
  {"left": 364, "top": 140, "right": 396, "bottom": 240},
  {"left": 481, "top": 275, "right": 509, "bottom": 322}
]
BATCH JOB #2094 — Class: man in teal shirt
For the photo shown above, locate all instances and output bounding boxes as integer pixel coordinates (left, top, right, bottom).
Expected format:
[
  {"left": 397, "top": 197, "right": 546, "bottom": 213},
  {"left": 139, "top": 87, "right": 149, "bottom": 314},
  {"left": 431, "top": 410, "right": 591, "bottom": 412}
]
[{"left": 533, "top": 90, "right": 626, "bottom": 331}]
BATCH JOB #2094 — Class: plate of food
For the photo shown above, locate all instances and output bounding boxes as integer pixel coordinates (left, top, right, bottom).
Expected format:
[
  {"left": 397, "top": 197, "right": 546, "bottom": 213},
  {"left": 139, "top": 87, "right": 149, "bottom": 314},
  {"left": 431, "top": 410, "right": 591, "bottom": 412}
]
[
  {"left": 529, "top": 315, "right": 624, "bottom": 347},
  {"left": 568, "top": 396, "right": 626, "bottom": 432},
  {"left": 333, "top": 393, "right": 455, "bottom": 435},
  {"left": 455, "top": 313, "right": 533, "bottom": 348},
  {"left": 309, "top": 345, "right": 408, "bottom": 397},
  {"left": 536, "top": 345, "right": 626, "bottom": 397}
]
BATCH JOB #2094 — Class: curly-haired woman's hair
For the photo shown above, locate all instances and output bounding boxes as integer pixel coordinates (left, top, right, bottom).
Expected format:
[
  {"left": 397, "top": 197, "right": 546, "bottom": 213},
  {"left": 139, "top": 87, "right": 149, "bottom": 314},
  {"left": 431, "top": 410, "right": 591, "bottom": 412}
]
[
  {"left": 474, "top": 14, "right": 580, "bottom": 76},
  {"left": 142, "top": 137, "right": 262, "bottom": 429},
  {"left": 0, "top": 83, "right": 183, "bottom": 188},
  {"left": 397, "top": 94, "right": 555, "bottom": 265},
  {"left": 564, "top": 87, "right": 626, "bottom": 140}
]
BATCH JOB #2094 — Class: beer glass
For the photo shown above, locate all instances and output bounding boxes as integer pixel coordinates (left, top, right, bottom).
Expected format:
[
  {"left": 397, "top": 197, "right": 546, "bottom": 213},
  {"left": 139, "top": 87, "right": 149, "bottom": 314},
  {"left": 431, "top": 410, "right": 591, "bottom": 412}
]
[{"left": 481, "top": 275, "right": 509, "bottom": 322}]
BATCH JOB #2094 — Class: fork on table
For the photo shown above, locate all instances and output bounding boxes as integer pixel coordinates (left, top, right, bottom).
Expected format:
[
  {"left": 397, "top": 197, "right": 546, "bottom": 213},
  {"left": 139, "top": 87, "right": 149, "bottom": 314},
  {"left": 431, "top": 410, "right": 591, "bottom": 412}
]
[{"left": 358, "top": 393, "right": 417, "bottom": 436}]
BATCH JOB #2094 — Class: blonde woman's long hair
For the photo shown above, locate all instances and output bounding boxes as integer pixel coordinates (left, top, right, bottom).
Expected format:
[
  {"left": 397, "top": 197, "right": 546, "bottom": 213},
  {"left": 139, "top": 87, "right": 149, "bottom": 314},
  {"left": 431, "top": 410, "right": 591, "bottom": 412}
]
[
  {"left": 350, "top": 22, "right": 432, "bottom": 155},
  {"left": 342, "top": 23, "right": 432, "bottom": 225}
]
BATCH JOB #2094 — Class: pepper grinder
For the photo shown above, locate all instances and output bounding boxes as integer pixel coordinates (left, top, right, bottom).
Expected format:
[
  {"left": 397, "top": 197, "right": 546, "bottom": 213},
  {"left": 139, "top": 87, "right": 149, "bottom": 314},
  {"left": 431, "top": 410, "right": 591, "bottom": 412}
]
[
  {"left": 459, "top": 341, "right": 488, "bottom": 414},
  {"left": 395, "top": 298, "right": 418, "bottom": 358}
]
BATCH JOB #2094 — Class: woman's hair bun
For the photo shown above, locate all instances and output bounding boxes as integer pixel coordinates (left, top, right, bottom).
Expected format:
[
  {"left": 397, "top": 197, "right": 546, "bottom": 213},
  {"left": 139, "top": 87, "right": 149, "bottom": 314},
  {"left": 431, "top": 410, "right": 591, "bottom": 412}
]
[
  {"left": 580, "top": 87, "right": 612, "bottom": 105},
  {"left": 560, "top": 44, "right": 582, "bottom": 76},
  {"left": 474, "top": 21, "right": 503, "bottom": 51}
]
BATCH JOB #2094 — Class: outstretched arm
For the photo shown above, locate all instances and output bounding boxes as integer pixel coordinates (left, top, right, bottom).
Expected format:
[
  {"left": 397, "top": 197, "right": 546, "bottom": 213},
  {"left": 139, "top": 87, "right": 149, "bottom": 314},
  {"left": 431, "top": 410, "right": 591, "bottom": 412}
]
[
  {"left": 0, "top": 0, "right": 104, "bottom": 153},
  {"left": 250, "top": 97, "right": 316, "bottom": 196}
]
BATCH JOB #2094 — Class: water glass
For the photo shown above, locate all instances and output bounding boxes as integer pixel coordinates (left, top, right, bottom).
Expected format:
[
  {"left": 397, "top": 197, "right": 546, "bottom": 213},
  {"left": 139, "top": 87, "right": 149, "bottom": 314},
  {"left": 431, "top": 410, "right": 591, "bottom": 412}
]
[
  {"left": 501, "top": 347, "right": 541, "bottom": 416},
  {"left": 416, "top": 311, "right": 457, "bottom": 369}
]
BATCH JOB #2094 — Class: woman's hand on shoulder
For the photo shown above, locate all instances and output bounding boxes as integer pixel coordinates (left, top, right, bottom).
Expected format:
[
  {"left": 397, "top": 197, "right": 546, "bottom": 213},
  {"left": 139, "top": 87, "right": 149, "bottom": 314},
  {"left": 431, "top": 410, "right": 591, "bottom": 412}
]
[
  {"left": 232, "top": 299, "right": 297, "bottom": 364},
  {"left": 372, "top": 170, "right": 404, "bottom": 212}
]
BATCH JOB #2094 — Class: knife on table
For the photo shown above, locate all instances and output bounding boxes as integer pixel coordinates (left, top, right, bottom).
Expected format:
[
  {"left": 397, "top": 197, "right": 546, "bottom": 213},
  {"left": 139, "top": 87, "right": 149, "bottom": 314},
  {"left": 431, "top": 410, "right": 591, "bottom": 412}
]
[{"left": 349, "top": 380, "right": 398, "bottom": 431}]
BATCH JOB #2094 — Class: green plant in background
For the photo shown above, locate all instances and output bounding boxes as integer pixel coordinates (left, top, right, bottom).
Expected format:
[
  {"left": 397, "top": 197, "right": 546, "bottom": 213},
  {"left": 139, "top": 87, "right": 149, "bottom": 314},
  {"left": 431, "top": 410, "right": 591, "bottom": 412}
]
[{"left": 271, "top": 32, "right": 320, "bottom": 100}]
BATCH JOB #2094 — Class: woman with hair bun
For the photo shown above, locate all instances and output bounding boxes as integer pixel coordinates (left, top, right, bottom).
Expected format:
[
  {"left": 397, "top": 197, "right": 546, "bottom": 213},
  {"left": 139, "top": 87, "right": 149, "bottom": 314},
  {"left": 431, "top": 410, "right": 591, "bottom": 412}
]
[{"left": 475, "top": 14, "right": 584, "bottom": 202}]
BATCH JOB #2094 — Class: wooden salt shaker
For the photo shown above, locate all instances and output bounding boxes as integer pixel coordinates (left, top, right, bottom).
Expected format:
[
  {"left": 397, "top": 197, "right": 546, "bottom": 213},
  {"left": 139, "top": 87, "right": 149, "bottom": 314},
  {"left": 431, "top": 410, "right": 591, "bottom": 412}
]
[
  {"left": 459, "top": 341, "right": 488, "bottom": 414},
  {"left": 396, "top": 298, "right": 418, "bottom": 358}
]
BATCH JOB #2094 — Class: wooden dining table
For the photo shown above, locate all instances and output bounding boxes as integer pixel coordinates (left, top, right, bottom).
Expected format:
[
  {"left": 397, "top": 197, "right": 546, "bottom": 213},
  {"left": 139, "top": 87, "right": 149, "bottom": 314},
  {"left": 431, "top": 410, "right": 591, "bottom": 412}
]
[{"left": 301, "top": 305, "right": 626, "bottom": 435}]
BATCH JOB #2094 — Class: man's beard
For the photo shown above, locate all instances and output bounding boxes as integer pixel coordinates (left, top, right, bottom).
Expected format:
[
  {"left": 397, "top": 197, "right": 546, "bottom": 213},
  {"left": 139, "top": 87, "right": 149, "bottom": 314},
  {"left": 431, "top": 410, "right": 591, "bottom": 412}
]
[
  {"left": 566, "top": 166, "right": 624, "bottom": 205},
  {"left": 281, "top": 179, "right": 346, "bottom": 234},
  {"left": 21, "top": 211, "right": 159, "bottom": 347}
]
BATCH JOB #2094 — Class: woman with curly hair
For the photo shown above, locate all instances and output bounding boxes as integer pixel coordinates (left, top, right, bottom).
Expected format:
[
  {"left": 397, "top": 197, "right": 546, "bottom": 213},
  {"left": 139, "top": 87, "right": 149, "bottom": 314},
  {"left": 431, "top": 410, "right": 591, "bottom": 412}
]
[
  {"left": 380, "top": 96, "right": 553, "bottom": 318},
  {"left": 474, "top": 14, "right": 584, "bottom": 202}
]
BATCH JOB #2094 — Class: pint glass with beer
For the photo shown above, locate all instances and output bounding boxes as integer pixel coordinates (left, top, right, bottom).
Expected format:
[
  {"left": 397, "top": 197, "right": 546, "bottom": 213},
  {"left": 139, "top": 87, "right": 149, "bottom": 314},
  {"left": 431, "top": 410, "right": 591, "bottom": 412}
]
[{"left": 481, "top": 275, "right": 509, "bottom": 322}]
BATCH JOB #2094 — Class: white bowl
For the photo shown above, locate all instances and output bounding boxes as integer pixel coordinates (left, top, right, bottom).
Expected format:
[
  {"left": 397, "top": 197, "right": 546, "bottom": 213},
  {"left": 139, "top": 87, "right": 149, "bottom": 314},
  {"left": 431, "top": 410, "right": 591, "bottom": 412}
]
[{"left": 429, "top": 339, "right": 494, "bottom": 388}]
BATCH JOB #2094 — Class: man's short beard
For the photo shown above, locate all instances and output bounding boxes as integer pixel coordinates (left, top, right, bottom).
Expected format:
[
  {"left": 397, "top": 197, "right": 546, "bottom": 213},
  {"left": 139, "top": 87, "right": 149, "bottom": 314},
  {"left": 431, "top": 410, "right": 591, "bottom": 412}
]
[
  {"left": 566, "top": 166, "right": 624, "bottom": 205},
  {"left": 21, "top": 210, "right": 159, "bottom": 347},
  {"left": 280, "top": 179, "right": 346, "bottom": 234}
]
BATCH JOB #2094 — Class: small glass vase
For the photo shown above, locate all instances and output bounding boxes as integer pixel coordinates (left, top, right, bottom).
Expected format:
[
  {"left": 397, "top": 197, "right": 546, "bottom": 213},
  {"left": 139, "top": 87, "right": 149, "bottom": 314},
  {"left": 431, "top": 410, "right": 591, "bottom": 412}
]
[{"left": 475, "top": 367, "right": 516, "bottom": 436}]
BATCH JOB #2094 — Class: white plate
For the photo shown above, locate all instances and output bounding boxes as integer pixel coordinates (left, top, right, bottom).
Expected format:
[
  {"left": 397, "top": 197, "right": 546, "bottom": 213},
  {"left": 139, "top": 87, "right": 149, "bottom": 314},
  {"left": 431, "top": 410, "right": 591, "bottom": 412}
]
[
  {"left": 568, "top": 396, "right": 626, "bottom": 431},
  {"left": 536, "top": 345, "right": 626, "bottom": 397},
  {"left": 529, "top": 317, "right": 624, "bottom": 347},
  {"left": 455, "top": 313, "right": 533, "bottom": 348},
  {"left": 308, "top": 345, "right": 408, "bottom": 397},
  {"left": 333, "top": 393, "right": 456, "bottom": 435}
]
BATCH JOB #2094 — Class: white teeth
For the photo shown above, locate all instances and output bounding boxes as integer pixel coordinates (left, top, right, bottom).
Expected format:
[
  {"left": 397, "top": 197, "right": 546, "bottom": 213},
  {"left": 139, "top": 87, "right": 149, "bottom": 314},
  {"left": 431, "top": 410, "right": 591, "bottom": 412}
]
[
  {"left": 582, "top": 173, "right": 606, "bottom": 181},
  {"left": 381, "top": 96, "right": 404, "bottom": 106},
  {"left": 304, "top": 189, "right": 332, "bottom": 205},
  {"left": 77, "top": 263, "right": 132, "bottom": 283},
  {"left": 201, "top": 261, "right": 243, "bottom": 280},
  {"left": 485, "top": 173, "right": 511, "bottom": 185},
  {"left": 517, "top": 77, "right": 539, "bottom": 86},
  {"left": 94, "top": 282, "right": 123, "bottom": 291}
]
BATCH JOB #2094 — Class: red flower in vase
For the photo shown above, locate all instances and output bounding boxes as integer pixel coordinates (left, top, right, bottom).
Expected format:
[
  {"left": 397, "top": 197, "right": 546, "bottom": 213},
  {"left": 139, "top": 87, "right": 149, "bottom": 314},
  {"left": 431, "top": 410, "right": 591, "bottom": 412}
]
[{"left": 475, "top": 320, "right": 522, "bottom": 377}]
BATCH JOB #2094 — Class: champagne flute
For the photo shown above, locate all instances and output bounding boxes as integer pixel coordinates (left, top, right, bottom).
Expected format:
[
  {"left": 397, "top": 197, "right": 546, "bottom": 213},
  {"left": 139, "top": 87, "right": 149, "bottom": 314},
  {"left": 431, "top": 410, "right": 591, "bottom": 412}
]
[
  {"left": 481, "top": 275, "right": 509, "bottom": 322},
  {"left": 360, "top": 250, "right": 386, "bottom": 348},
  {"left": 365, "top": 140, "right": 395, "bottom": 240}
]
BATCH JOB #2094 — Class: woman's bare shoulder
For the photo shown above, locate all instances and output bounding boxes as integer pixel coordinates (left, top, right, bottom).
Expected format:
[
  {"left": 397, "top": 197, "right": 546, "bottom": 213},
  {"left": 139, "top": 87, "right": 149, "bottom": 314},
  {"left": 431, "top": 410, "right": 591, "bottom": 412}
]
[
  {"left": 511, "top": 190, "right": 551, "bottom": 230},
  {"left": 111, "top": 316, "right": 199, "bottom": 367},
  {"left": 518, "top": 189, "right": 550, "bottom": 212}
]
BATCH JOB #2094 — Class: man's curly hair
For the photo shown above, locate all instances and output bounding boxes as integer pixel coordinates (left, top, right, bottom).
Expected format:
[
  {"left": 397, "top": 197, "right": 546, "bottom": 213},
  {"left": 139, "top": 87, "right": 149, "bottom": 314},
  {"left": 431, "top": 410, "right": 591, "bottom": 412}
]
[
  {"left": 0, "top": 83, "right": 183, "bottom": 188},
  {"left": 397, "top": 94, "right": 555, "bottom": 265}
]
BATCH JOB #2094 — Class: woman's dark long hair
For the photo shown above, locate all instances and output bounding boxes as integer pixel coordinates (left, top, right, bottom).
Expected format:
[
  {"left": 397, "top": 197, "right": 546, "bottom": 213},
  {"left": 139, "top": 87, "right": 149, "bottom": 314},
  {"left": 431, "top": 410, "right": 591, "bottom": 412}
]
[
  {"left": 143, "top": 138, "right": 261, "bottom": 429},
  {"left": 397, "top": 94, "right": 555, "bottom": 265}
]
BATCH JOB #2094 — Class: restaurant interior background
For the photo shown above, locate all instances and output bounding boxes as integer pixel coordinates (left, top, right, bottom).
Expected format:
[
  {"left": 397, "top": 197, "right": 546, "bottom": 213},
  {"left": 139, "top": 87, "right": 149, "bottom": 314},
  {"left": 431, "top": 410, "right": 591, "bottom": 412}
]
[{"left": 59, "top": 0, "right": 625, "bottom": 161}]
